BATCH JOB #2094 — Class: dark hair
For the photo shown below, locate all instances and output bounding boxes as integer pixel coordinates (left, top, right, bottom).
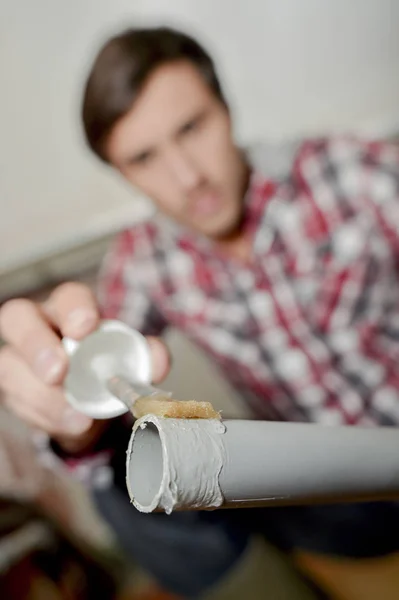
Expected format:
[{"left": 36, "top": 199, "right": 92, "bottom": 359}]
[{"left": 82, "top": 26, "right": 227, "bottom": 161}]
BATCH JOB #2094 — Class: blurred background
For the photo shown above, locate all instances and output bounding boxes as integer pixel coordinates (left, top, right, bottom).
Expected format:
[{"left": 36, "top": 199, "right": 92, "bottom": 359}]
[
  {"left": 1, "top": 0, "right": 399, "bottom": 299},
  {"left": 2, "top": 0, "right": 399, "bottom": 417},
  {"left": 0, "top": 0, "right": 399, "bottom": 598}
]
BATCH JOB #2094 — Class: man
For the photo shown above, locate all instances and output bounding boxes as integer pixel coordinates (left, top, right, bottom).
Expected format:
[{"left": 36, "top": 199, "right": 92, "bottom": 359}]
[{"left": 1, "top": 26, "right": 399, "bottom": 599}]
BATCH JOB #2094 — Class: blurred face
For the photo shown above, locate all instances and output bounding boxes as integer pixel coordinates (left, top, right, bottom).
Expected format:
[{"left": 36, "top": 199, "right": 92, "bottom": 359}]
[{"left": 106, "top": 61, "right": 248, "bottom": 239}]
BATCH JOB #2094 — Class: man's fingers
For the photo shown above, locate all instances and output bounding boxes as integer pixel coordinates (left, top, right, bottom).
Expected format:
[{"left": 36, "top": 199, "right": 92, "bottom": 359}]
[
  {"left": 0, "top": 346, "right": 92, "bottom": 437},
  {"left": 0, "top": 299, "right": 68, "bottom": 384},
  {"left": 42, "top": 282, "right": 100, "bottom": 340}
]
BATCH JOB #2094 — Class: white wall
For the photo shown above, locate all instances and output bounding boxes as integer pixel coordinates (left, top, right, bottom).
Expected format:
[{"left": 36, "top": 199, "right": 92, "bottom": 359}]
[
  {"left": 132, "top": 0, "right": 399, "bottom": 141},
  {"left": 1, "top": 0, "right": 398, "bottom": 275},
  {"left": 0, "top": 1, "right": 151, "bottom": 274}
]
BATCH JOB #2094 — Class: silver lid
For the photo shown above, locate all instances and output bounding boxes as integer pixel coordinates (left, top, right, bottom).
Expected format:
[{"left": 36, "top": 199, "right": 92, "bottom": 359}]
[{"left": 62, "top": 320, "right": 152, "bottom": 419}]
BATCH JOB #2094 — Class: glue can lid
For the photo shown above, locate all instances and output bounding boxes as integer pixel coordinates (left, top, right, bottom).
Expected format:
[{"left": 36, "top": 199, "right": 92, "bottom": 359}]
[{"left": 62, "top": 320, "right": 152, "bottom": 419}]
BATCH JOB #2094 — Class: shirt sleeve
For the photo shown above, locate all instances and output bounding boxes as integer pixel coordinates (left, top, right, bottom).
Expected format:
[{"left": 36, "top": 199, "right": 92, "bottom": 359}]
[
  {"left": 357, "top": 139, "right": 399, "bottom": 251},
  {"left": 297, "top": 136, "right": 399, "bottom": 248},
  {"left": 96, "top": 225, "right": 168, "bottom": 336}
]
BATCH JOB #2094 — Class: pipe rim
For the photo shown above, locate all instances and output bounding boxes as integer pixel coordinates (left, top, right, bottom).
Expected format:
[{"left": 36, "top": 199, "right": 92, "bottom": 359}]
[{"left": 126, "top": 415, "right": 166, "bottom": 513}]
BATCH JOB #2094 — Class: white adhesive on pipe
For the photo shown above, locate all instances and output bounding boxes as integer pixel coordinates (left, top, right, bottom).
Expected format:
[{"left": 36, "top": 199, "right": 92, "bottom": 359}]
[
  {"left": 126, "top": 417, "right": 399, "bottom": 514},
  {"left": 126, "top": 415, "right": 226, "bottom": 514}
]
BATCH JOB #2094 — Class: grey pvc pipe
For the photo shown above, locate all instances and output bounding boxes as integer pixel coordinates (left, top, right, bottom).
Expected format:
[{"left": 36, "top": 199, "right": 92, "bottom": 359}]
[{"left": 125, "top": 415, "right": 399, "bottom": 514}]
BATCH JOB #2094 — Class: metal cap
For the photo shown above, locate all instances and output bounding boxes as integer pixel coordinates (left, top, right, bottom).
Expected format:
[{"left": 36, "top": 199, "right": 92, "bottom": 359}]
[{"left": 62, "top": 320, "right": 152, "bottom": 419}]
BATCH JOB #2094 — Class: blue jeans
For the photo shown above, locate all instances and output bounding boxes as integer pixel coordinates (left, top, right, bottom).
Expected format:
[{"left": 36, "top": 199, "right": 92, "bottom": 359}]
[
  {"left": 93, "top": 485, "right": 249, "bottom": 598},
  {"left": 93, "top": 484, "right": 399, "bottom": 598}
]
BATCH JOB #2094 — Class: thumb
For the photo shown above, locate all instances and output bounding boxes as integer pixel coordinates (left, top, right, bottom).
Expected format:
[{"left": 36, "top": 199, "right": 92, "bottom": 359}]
[{"left": 146, "top": 337, "right": 171, "bottom": 383}]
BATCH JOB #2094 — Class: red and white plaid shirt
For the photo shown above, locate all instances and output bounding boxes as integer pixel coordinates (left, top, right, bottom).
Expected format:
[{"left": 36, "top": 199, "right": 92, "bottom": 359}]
[{"left": 98, "top": 136, "right": 399, "bottom": 429}]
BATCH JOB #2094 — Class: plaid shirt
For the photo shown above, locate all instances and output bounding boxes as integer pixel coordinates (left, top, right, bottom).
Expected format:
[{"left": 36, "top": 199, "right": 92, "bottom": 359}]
[{"left": 97, "top": 135, "right": 399, "bottom": 430}]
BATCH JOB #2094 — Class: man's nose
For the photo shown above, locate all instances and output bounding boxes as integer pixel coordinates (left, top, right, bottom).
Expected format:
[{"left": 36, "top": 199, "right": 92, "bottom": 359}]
[{"left": 165, "top": 147, "right": 201, "bottom": 191}]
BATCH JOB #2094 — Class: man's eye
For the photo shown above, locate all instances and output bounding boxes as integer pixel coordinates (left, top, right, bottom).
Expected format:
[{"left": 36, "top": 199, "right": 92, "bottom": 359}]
[
  {"left": 181, "top": 118, "right": 200, "bottom": 135},
  {"left": 134, "top": 152, "right": 153, "bottom": 165},
  {"left": 128, "top": 150, "right": 155, "bottom": 167}
]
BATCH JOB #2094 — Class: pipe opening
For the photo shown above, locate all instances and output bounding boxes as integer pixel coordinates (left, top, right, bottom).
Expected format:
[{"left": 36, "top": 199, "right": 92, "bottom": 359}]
[{"left": 128, "top": 422, "right": 164, "bottom": 510}]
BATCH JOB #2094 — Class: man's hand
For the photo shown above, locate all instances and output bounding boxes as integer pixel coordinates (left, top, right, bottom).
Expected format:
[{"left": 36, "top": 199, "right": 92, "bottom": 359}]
[{"left": 0, "top": 282, "right": 170, "bottom": 453}]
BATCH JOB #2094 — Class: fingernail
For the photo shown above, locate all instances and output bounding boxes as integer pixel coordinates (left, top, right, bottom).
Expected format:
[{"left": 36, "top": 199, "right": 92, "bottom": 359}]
[
  {"left": 62, "top": 407, "right": 92, "bottom": 435},
  {"left": 67, "top": 309, "right": 97, "bottom": 335},
  {"left": 35, "top": 348, "right": 65, "bottom": 383}
]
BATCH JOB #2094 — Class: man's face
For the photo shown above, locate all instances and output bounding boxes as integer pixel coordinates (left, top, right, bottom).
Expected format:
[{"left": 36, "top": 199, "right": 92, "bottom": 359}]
[{"left": 106, "top": 61, "right": 246, "bottom": 238}]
